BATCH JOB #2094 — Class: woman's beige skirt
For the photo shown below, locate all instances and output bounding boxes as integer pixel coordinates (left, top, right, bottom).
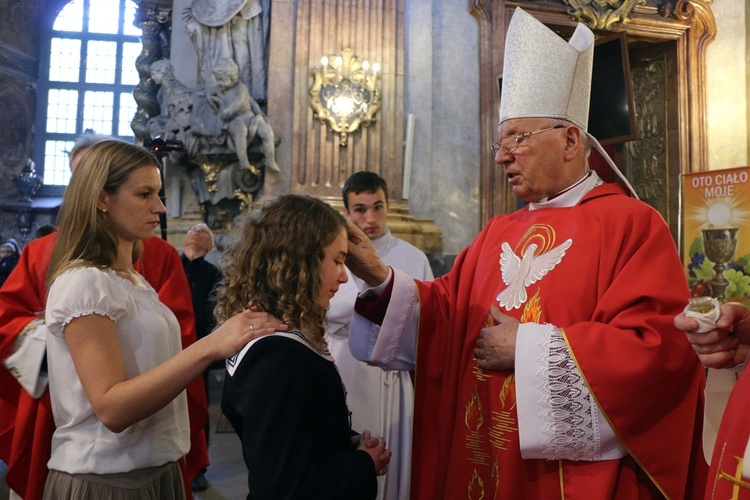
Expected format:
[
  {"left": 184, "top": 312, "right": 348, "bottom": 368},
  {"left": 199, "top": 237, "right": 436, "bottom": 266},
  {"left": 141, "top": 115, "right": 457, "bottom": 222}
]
[{"left": 42, "top": 462, "right": 184, "bottom": 500}]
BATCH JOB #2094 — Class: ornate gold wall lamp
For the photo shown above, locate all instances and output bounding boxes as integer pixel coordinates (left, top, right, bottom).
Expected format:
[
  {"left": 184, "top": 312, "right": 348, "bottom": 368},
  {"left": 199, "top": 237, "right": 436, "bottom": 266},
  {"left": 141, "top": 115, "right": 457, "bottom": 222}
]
[{"left": 309, "top": 48, "right": 381, "bottom": 146}]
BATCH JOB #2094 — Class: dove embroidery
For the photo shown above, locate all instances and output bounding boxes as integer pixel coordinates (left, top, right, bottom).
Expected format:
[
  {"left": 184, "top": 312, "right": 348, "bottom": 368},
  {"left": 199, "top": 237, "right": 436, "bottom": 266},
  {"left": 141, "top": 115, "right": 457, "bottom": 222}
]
[{"left": 496, "top": 238, "right": 573, "bottom": 310}]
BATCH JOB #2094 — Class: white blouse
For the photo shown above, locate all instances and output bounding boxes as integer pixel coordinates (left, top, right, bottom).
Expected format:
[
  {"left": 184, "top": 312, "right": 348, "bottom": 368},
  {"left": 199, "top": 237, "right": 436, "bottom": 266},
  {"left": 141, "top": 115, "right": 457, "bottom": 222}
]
[{"left": 45, "top": 266, "right": 189, "bottom": 474}]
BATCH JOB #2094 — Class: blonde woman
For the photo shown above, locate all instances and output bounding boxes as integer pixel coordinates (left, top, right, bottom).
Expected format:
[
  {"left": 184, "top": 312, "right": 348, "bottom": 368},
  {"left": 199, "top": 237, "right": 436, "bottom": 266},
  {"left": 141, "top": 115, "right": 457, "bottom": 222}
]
[
  {"left": 217, "top": 194, "right": 391, "bottom": 499},
  {"left": 43, "top": 140, "right": 268, "bottom": 499}
]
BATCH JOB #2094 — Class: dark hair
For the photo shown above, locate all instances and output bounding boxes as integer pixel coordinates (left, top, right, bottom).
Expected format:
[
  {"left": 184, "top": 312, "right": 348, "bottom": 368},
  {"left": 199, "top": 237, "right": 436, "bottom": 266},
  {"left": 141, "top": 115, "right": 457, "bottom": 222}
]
[
  {"left": 35, "top": 224, "right": 56, "bottom": 239},
  {"left": 342, "top": 171, "right": 389, "bottom": 210}
]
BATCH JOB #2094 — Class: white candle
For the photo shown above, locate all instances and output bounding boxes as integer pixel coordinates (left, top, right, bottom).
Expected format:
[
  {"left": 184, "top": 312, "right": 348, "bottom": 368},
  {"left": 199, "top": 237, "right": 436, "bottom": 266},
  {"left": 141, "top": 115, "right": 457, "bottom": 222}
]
[{"left": 403, "top": 114, "right": 415, "bottom": 200}]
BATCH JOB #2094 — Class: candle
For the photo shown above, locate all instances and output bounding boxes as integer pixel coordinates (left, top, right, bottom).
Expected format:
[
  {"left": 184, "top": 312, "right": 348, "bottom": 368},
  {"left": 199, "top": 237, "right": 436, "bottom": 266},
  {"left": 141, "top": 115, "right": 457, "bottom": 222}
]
[
  {"left": 335, "top": 56, "right": 342, "bottom": 82},
  {"left": 362, "top": 61, "right": 370, "bottom": 89}
]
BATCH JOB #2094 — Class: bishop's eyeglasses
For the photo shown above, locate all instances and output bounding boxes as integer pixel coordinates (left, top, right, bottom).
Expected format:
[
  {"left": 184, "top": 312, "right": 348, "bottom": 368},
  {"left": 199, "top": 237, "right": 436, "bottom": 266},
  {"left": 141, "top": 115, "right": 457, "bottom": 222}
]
[{"left": 491, "top": 125, "right": 566, "bottom": 157}]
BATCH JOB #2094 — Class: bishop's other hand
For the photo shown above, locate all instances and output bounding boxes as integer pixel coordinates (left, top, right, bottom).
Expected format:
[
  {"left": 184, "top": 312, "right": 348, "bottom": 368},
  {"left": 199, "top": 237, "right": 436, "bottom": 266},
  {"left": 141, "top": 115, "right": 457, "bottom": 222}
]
[{"left": 475, "top": 306, "right": 519, "bottom": 371}]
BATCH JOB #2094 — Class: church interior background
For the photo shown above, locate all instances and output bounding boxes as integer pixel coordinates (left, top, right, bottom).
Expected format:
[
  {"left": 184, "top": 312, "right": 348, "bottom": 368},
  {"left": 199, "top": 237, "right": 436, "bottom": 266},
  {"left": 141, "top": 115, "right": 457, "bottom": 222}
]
[
  {"left": 0, "top": 0, "right": 748, "bottom": 496},
  {"left": 0, "top": 0, "right": 746, "bottom": 269}
]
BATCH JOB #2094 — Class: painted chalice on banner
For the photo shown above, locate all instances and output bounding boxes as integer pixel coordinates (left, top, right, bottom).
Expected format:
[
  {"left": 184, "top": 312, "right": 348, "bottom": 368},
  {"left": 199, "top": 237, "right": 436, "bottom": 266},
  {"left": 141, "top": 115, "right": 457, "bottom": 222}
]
[{"left": 702, "top": 227, "right": 739, "bottom": 302}]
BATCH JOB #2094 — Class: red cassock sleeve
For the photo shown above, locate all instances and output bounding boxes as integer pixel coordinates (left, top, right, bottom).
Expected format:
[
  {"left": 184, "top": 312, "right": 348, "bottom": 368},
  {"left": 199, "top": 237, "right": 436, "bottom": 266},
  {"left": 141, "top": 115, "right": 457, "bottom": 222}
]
[{"left": 0, "top": 234, "right": 55, "bottom": 500}]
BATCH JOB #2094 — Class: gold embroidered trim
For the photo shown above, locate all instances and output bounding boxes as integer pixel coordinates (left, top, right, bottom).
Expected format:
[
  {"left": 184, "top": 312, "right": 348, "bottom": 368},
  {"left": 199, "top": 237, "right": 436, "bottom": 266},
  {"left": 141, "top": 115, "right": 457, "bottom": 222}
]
[{"left": 561, "top": 328, "right": 669, "bottom": 498}]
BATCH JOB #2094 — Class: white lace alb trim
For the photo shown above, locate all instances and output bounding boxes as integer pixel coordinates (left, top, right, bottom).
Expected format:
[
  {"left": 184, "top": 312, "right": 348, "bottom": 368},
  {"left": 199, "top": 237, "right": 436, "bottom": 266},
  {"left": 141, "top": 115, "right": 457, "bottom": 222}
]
[{"left": 537, "top": 325, "right": 601, "bottom": 461}]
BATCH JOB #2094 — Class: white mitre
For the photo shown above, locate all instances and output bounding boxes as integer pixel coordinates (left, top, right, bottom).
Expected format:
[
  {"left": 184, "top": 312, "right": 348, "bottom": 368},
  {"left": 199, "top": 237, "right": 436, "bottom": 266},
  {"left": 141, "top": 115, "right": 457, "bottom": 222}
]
[{"left": 499, "top": 7, "right": 638, "bottom": 198}]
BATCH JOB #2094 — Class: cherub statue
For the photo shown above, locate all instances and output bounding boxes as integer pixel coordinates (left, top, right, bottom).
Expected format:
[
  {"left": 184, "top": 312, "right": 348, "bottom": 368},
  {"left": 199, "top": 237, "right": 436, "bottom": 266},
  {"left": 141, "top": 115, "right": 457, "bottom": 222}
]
[
  {"left": 147, "top": 59, "right": 196, "bottom": 147},
  {"left": 207, "top": 59, "right": 279, "bottom": 174}
]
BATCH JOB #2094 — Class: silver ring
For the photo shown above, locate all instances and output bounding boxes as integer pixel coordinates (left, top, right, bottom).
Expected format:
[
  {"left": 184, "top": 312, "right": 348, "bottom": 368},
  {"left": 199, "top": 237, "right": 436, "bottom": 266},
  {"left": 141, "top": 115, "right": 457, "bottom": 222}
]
[{"left": 250, "top": 323, "right": 255, "bottom": 331}]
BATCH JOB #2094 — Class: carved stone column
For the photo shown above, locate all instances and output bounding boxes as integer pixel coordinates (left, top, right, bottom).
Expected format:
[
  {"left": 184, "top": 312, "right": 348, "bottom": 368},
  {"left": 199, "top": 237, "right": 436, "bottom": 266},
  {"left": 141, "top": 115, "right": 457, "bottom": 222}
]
[{"left": 131, "top": 1, "right": 172, "bottom": 142}]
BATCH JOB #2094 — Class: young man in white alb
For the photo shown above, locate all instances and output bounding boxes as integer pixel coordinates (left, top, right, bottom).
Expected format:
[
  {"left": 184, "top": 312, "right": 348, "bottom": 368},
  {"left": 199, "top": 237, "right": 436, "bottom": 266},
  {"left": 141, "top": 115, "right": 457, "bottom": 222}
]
[{"left": 326, "top": 171, "right": 433, "bottom": 500}]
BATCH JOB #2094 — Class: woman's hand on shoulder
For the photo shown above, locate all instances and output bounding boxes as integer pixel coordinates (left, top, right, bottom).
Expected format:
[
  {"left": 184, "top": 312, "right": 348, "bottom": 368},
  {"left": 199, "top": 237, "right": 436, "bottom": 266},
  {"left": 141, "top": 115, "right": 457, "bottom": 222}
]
[{"left": 206, "top": 310, "right": 288, "bottom": 360}]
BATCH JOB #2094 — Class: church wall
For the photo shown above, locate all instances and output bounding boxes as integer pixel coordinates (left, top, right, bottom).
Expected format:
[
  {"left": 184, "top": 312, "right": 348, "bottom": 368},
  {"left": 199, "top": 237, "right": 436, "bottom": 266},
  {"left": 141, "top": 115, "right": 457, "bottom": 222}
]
[
  {"left": 0, "top": 0, "right": 42, "bottom": 202},
  {"left": 706, "top": 0, "right": 747, "bottom": 171},
  {"left": 0, "top": 0, "right": 49, "bottom": 244},
  {"left": 405, "top": 0, "right": 480, "bottom": 255}
]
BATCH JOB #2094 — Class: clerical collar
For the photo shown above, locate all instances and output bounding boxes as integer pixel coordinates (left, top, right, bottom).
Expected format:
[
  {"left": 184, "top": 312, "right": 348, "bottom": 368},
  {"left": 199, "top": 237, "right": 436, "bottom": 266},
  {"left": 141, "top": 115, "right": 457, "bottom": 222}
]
[
  {"left": 529, "top": 171, "right": 602, "bottom": 210},
  {"left": 370, "top": 230, "right": 394, "bottom": 254}
]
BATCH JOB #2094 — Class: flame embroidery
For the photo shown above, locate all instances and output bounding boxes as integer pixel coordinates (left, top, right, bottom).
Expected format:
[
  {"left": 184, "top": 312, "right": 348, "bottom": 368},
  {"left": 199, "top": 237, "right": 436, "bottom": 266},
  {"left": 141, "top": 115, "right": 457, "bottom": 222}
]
[
  {"left": 498, "top": 374, "right": 516, "bottom": 411},
  {"left": 520, "top": 288, "right": 542, "bottom": 323},
  {"left": 465, "top": 386, "right": 484, "bottom": 433},
  {"left": 490, "top": 458, "right": 499, "bottom": 500},
  {"left": 468, "top": 469, "right": 485, "bottom": 500}
]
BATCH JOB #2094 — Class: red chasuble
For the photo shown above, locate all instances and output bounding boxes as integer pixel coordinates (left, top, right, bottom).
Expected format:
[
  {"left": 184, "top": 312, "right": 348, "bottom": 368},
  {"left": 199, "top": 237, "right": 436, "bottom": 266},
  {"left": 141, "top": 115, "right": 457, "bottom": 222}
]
[
  {"left": 409, "top": 184, "right": 707, "bottom": 498},
  {"left": 0, "top": 233, "right": 208, "bottom": 499},
  {"left": 707, "top": 365, "right": 750, "bottom": 498}
]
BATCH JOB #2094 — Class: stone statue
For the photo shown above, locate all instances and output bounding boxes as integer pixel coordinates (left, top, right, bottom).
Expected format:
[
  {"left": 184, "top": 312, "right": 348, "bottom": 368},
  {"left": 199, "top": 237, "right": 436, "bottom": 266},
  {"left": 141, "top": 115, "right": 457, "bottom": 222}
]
[
  {"left": 148, "top": 59, "right": 223, "bottom": 161},
  {"left": 147, "top": 57, "right": 278, "bottom": 171},
  {"left": 146, "top": 56, "right": 278, "bottom": 228},
  {"left": 147, "top": 59, "right": 194, "bottom": 145},
  {"left": 184, "top": 0, "right": 270, "bottom": 103},
  {"left": 207, "top": 59, "right": 279, "bottom": 174}
]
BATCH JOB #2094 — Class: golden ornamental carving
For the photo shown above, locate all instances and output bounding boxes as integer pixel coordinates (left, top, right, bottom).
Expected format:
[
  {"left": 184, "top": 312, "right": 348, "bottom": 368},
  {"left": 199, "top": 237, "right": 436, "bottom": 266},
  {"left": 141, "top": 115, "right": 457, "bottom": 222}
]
[
  {"left": 659, "top": 0, "right": 706, "bottom": 22},
  {"left": 232, "top": 189, "right": 252, "bottom": 212},
  {"left": 626, "top": 56, "right": 667, "bottom": 205},
  {"left": 309, "top": 48, "right": 382, "bottom": 147},
  {"left": 187, "top": 154, "right": 262, "bottom": 230},
  {"left": 563, "top": 0, "right": 645, "bottom": 30}
]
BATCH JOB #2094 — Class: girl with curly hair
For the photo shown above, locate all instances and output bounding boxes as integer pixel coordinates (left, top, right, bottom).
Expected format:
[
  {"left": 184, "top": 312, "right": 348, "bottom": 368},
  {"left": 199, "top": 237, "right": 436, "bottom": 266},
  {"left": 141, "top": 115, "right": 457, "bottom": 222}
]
[{"left": 217, "top": 194, "right": 391, "bottom": 499}]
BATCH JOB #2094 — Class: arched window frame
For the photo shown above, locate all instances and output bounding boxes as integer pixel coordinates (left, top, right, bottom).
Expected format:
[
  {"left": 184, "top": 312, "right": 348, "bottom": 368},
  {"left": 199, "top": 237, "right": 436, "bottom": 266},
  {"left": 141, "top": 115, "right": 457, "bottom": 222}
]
[{"left": 34, "top": 0, "right": 140, "bottom": 195}]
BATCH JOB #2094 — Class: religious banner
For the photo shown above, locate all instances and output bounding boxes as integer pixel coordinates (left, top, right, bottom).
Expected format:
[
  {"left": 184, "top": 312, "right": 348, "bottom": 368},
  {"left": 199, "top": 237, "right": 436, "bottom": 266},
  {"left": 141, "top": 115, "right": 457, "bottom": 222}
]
[{"left": 682, "top": 166, "right": 750, "bottom": 306}]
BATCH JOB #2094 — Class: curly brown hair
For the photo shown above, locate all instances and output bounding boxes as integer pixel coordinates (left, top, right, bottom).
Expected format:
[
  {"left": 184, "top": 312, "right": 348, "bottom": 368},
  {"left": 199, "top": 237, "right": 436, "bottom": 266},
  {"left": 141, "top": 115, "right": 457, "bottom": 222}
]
[{"left": 215, "top": 195, "right": 347, "bottom": 347}]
